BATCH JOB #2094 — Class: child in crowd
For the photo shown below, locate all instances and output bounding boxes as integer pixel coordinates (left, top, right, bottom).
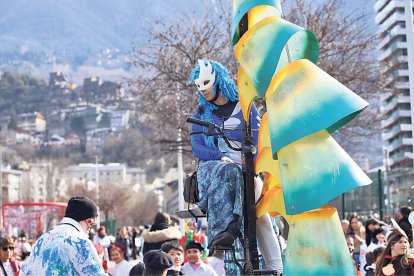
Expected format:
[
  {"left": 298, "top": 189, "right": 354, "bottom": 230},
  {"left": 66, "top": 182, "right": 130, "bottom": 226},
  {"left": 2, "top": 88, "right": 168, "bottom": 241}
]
[
  {"left": 346, "top": 235, "right": 362, "bottom": 276},
  {"left": 181, "top": 240, "right": 217, "bottom": 276},
  {"left": 161, "top": 240, "right": 184, "bottom": 275},
  {"left": 109, "top": 246, "right": 133, "bottom": 276},
  {"left": 142, "top": 249, "right": 173, "bottom": 276},
  {"left": 364, "top": 247, "right": 385, "bottom": 276}
]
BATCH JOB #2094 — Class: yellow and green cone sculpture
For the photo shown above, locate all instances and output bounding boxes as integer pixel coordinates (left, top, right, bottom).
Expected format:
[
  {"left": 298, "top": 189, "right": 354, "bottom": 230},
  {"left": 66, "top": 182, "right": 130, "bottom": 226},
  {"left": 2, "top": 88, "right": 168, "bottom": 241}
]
[{"left": 232, "top": 0, "right": 372, "bottom": 274}]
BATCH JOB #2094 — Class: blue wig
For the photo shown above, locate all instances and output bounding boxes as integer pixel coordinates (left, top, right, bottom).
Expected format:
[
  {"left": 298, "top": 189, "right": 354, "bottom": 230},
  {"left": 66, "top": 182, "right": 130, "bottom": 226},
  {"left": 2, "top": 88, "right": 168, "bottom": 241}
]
[{"left": 188, "top": 59, "right": 239, "bottom": 149}]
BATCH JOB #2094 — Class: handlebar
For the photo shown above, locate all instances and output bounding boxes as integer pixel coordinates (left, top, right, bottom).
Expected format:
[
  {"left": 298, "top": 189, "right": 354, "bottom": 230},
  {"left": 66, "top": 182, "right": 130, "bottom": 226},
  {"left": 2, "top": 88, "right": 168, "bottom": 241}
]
[
  {"left": 186, "top": 117, "right": 241, "bottom": 152},
  {"left": 186, "top": 117, "right": 211, "bottom": 127}
]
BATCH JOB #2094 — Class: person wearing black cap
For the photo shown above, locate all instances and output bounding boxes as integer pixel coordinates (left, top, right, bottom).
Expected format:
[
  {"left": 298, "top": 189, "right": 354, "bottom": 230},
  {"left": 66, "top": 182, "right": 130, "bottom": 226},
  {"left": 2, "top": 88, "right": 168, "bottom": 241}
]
[
  {"left": 143, "top": 249, "right": 173, "bottom": 276},
  {"left": 20, "top": 196, "right": 107, "bottom": 275},
  {"left": 181, "top": 240, "right": 217, "bottom": 276},
  {"left": 161, "top": 240, "right": 184, "bottom": 275}
]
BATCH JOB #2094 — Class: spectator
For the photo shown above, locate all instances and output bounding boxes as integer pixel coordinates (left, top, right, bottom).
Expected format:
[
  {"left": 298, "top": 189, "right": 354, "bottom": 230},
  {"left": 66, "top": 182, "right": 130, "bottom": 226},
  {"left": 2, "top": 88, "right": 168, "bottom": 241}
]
[
  {"left": 20, "top": 195, "right": 106, "bottom": 275},
  {"left": 94, "top": 244, "right": 108, "bottom": 273},
  {"left": 161, "top": 240, "right": 184, "bottom": 275},
  {"left": 0, "top": 236, "right": 21, "bottom": 276},
  {"left": 207, "top": 249, "right": 225, "bottom": 276},
  {"left": 397, "top": 206, "right": 413, "bottom": 245},
  {"left": 181, "top": 240, "right": 217, "bottom": 276},
  {"left": 346, "top": 235, "right": 361, "bottom": 276},
  {"left": 109, "top": 246, "right": 133, "bottom": 276},
  {"left": 93, "top": 226, "right": 111, "bottom": 261},
  {"left": 375, "top": 220, "right": 413, "bottom": 276},
  {"left": 143, "top": 250, "right": 173, "bottom": 276},
  {"left": 348, "top": 214, "right": 366, "bottom": 267},
  {"left": 115, "top": 227, "right": 133, "bottom": 261},
  {"left": 360, "top": 228, "right": 387, "bottom": 275},
  {"left": 365, "top": 219, "right": 381, "bottom": 247},
  {"left": 341, "top": 219, "right": 350, "bottom": 236},
  {"left": 364, "top": 247, "right": 385, "bottom": 276},
  {"left": 143, "top": 213, "right": 181, "bottom": 255}
]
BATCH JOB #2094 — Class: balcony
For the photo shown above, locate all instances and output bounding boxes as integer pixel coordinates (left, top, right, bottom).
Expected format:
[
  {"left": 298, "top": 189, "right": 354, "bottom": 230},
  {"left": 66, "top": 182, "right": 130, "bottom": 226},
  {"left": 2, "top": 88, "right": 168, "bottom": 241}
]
[
  {"left": 375, "top": 0, "right": 405, "bottom": 24},
  {"left": 382, "top": 95, "right": 411, "bottom": 114},
  {"left": 378, "top": 41, "right": 408, "bottom": 62},
  {"left": 387, "top": 137, "right": 413, "bottom": 152},
  {"left": 382, "top": 123, "right": 413, "bottom": 141},
  {"left": 381, "top": 109, "right": 412, "bottom": 128},
  {"left": 377, "top": 26, "right": 407, "bottom": 50},
  {"left": 377, "top": 13, "right": 407, "bottom": 35},
  {"left": 390, "top": 151, "right": 413, "bottom": 164},
  {"left": 375, "top": 0, "right": 392, "bottom": 12},
  {"left": 395, "top": 81, "right": 410, "bottom": 89}
]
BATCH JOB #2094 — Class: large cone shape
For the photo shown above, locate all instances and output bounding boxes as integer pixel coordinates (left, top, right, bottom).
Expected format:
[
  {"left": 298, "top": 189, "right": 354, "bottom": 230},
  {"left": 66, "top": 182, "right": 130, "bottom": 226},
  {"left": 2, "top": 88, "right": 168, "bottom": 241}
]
[
  {"left": 278, "top": 130, "right": 371, "bottom": 215},
  {"left": 284, "top": 206, "right": 355, "bottom": 275},
  {"left": 235, "top": 16, "right": 318, "bottom": 97},
  {"left": 266, "top": 59, "right": 369, "bottom": 154}
]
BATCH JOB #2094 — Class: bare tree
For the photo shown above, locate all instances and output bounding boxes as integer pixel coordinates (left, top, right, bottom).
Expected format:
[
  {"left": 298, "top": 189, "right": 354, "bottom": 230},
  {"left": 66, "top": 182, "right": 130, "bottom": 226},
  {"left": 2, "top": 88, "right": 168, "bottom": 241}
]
[
  {"left": 66, "top": 183, "right": 131, "bottom": 222},
  {"left": 131, "top": 0, "right": 384, "bottom": 161},
  {"left": 119, "top": 187, "right": 159, "bottom": 226},
  {"left": 130, "top": 1, "right": 234, "bottom": 157}
]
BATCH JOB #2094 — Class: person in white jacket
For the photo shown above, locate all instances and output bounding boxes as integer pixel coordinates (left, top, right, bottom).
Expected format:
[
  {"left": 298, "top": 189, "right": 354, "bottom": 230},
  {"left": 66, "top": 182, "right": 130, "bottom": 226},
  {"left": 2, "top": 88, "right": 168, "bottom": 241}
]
[{"left": 20, "top": 196, "right": 107, "bottom": 276}]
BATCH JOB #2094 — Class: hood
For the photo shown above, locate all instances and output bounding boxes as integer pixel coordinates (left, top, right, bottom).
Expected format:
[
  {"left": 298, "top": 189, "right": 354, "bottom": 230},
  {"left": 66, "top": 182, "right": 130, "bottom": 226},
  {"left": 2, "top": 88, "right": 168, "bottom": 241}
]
[{"left": 143, "top": 225, "right": 181, "bottom": 243}]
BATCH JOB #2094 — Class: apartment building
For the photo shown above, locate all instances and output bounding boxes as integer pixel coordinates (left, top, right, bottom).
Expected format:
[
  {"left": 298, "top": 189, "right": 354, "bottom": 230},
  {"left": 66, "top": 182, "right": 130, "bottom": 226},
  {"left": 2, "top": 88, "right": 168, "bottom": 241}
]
[
  {"left": 66, "top": 163, "right": 146, "bottom": 187},
  {"left": 375, "top": 0, "right": 414, "bottom": 169}
]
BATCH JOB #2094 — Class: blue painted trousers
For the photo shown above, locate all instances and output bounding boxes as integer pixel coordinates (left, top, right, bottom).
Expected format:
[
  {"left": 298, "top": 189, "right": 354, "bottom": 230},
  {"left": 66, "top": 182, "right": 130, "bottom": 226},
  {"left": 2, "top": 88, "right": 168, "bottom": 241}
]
[{"left": 197, "top": 160, "right": 243, "bottom": 247}]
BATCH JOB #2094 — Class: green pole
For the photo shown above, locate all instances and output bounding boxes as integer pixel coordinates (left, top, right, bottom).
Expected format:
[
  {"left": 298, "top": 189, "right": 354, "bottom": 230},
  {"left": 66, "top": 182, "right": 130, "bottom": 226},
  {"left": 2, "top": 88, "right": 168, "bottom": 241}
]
[{"left": 378, "top": 169, "right": 383, "bottom": 220}]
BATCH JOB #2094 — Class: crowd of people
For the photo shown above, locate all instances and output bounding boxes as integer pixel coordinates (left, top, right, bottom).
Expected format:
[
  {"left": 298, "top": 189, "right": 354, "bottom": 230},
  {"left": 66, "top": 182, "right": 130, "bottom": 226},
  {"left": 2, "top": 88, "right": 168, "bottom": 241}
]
[
  {"left": 342, "top": 206, "right": 414, "bottom": 275},
  {"left": 9, "top": 195, "right": 229, "bottom": 276},
  {"left": 0, "top": 195, "right": 412, "bottom": 275}
]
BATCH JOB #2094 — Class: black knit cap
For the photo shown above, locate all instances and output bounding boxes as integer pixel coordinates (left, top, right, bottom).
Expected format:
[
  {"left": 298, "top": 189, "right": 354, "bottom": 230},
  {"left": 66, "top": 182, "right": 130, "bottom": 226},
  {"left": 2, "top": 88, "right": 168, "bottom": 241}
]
[
  {"left": 143, "top": 250, "right": 173, "bottom": 270},
  {"left": 185, "top": 240, "right": 204, "bottom": 251},
  {"left": 65, "top": 196, "right": 98, "bottom": 222}
]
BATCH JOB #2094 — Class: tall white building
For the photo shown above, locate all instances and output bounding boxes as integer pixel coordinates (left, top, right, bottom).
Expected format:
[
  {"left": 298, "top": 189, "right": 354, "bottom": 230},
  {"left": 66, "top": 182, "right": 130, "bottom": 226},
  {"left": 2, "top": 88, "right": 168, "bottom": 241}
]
[{"left": 375, "top": 0, "right": 414, "bottom": 169}]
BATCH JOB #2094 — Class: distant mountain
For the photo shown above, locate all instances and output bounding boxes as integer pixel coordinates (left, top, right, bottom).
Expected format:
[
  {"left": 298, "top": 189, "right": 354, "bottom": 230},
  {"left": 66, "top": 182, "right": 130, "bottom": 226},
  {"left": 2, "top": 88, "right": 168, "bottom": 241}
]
[
  {"left": 0, "top": 0, "right": 374, "bottom": 83},
  {"left": 0, "top": 0, "right": 212, "bottom": 81}
]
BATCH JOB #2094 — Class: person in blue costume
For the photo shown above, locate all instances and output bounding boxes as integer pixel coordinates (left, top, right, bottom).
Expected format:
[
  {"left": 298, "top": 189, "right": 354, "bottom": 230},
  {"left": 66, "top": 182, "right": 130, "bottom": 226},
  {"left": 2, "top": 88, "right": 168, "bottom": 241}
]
[{"left": 188, "top": 59, "right": 283, "bottom": 273}]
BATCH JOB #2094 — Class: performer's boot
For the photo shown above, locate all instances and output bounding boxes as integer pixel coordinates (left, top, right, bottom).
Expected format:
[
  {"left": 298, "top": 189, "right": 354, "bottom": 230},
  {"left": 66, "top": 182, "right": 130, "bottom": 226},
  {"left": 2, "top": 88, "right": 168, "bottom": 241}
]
[{"left": 256, "top": 213, "right": 283, "bottom": 274}]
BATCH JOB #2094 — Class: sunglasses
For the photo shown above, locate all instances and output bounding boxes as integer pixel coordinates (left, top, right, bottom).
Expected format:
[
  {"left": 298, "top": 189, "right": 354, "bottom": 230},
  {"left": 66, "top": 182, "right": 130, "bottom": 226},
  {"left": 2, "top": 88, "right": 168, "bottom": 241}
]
[{"left": 1, "top": 246, "right": 14, "bottom": 251}]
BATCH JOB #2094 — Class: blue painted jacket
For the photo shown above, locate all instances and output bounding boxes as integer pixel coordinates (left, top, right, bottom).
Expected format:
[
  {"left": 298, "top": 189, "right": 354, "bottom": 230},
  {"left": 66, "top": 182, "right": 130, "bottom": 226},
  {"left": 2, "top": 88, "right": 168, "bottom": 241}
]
[
  {"left": 191, "top": 102, "right": 260, "bottom": 162},
  {"left": 20, "top": 217, "right": 107, "bottom": 276}
]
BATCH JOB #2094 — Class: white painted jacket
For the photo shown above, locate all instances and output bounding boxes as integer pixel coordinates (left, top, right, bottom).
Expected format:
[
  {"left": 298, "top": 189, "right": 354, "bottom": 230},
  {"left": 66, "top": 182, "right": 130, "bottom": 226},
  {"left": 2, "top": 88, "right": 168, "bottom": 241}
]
[{"left": 19, "top": 217, "right": 107, "bottom": 276}]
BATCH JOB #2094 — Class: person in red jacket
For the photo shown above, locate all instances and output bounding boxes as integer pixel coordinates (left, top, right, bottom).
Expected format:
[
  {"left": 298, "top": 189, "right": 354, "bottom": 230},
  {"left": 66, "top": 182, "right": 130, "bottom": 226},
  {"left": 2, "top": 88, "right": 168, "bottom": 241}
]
[{"left": 0, "top": 236, "right": 21, "bottom": 276}]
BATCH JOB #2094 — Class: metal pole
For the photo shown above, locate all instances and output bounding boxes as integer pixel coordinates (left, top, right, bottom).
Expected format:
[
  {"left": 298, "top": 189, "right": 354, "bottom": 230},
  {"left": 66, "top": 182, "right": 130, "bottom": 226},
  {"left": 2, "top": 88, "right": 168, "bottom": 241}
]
[
  {"left": 95, "top": 155, "right": 99, "bottom": 203},
  {"left": 378, "top": 169, "right": 384, "bottom": 220},
  {"left": 177, "top": 129, "right": 184, "bottom": 234},
  {"left": 404, "top": 0, "right": 414, "bottom": 170},
  {"left": 176, "top": 84, "right": 184, "bottom": 234},
  {"left": 95, "top": 155, "right": 100, "bottom": 227}
]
